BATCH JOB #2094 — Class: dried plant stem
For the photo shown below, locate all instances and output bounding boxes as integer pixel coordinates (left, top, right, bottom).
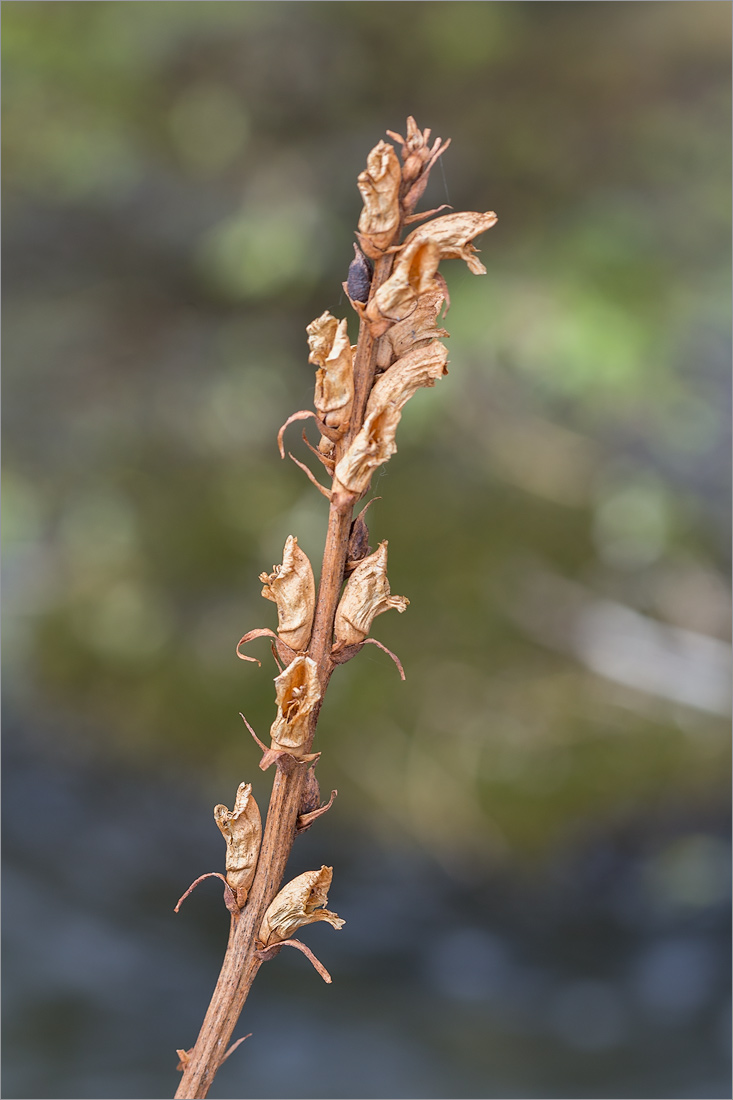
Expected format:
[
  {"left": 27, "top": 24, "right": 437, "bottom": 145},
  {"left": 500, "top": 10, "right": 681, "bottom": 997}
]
[
  {"left": 174, "top": 119, "right": 495, "bottom": 1099},
  {"left": 175, "top": 258, "right": 394, "bottom": 1100}
]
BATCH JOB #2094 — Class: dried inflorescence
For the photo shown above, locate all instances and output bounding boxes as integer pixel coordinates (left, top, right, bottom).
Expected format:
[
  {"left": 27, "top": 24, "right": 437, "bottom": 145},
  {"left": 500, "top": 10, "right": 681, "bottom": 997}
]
[
  {"left": 386, "top": 116, "right": 451, "bottom": 213},
  {"left": 213, "top": 782, "right": 262, "bottom": 908},
  {"left": 258, "top": 866, "right": 345, "bottom": 948},
  {"left": 269, "top": 655, "right": 321, "bottom": 757},
  {"left": 306, "top": 312, "right": 355, "bottom": 434},
  {"left": 260, "top": 535, "right": 316, "bottom": 652},
  {"left": 356, "top": 139, "right": 402, "bottom": 258},
  {"left": 334, "top": 541, "right": 408, "bottom": 647}
]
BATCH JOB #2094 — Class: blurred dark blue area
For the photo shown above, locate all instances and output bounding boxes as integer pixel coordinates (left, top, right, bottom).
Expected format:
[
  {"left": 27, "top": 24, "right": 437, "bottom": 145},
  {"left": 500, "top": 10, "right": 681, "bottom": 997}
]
[{"left": 2, "top": 2, "right": 731, "bottom": 1098}]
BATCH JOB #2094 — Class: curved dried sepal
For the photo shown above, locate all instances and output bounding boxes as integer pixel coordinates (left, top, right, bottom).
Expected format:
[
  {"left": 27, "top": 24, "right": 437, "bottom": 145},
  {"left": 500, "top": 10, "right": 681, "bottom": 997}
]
[
  {"left": 269, "top": 654, "right": 321, "bottom": 755},
  {"left": 237, "top": 628, "right": 296, "bottom": 667},
  {"left": 239, "top": 712, "right": 268, "bottom": 753},
  {"left": 278, "top": 938, "right": 333, "bottom": 983},
  {"left": 260, "top": 535, "right": 316, "bottom": 652},
  {"left": 277, "top": 410, "right": 339, "bottom": 459},
  {"left": 357, "top": 140, "right": 402, "bottom": 254},
  {"left": 174, "top": 871, "right": 239, "bottom": 916},
  {"left": 258, "top": 865, "right": 345, "bottom": 948},
  {"left": 334, "top": 541, "right": 408, "bottom": 647},
  {"left": 220, "top": 1035, "right": 252, "bottom": 1066},
  {"left": 362, "top": 636, "right": 406, "bottom": 680},
  {"left": 296, "top": 788, "right": 338, "bottom": 834},
  {"left": 214, "top": 782, "right": 262, "bottom": 908},
  {"left": 288, "top": 452, "right": 333, "bottom": 500},
  {"left": 302, "top": 427, "right": 335, "bottom": 472},
  {"left": 403, "top": 203, "right": 452, "bottom": 225}
]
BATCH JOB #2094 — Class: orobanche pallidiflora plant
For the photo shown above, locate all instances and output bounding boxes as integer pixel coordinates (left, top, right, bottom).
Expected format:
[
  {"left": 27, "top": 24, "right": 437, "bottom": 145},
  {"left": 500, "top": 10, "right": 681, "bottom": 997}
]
[{"left": 174, "top": 119, "right": 496, "bottom": 1099}]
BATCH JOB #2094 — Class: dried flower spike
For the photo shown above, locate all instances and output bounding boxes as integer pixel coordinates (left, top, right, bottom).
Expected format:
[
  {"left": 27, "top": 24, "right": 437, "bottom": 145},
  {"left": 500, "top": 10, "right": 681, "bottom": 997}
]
[
  {"left": 334, "top": 540, "right": 408, "bottom": 647},
  {"left": 260, "top": 535, "right": 316, "bottom": 652},
  {"left": 269, "top": 654, "right": 321, "bottom": 756},
  {"left": 356, "top": 139, "right": 402, "bottom": 258},
  {"left": 258, "top": 865, "right": 345, "bottom": 948},
  {"left": 213, "top": 782, "right": 262, "bottom": 908}
]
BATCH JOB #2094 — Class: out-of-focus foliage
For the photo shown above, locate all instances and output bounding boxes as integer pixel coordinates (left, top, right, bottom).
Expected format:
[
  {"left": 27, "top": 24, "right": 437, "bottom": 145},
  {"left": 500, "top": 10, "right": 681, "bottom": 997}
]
[
  {"left": 3, "top": 4, "right": 731, "bottom": 1098},
  {"left": 3, "top": 1, "right": 730, "bottom": 862}
]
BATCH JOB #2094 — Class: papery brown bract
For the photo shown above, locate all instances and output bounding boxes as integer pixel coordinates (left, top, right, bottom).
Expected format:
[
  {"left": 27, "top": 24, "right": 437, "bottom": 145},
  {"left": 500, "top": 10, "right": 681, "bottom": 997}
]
[
  {"left": 269, "top": 655, "right": 321, "bottom": 755},
  {"left": 356, "top": 140, "right": 402, "bottom": 257},
  {"left": 213, "top": 783, "right": 262, "bottom": 908},
  {"left": 258, "top": 866, "right": 345, "bottom": 947},
  {"left": 260, "top": 536, "right": 316, "bottom": 652},
  {"left": 334, "top": 541, "right": 408, "bottom": 647}
]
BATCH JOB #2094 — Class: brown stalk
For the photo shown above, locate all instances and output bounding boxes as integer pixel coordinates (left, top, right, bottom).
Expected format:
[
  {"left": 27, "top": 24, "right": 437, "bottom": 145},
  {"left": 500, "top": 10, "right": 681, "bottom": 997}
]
[{"left": 174, "top": 118, "right": 492, "bottom": 1099}]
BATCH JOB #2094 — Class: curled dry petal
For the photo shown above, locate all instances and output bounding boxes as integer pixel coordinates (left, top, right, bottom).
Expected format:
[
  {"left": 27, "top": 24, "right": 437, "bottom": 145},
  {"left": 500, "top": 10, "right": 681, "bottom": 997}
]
[
  {"left": 260, "top": 536, "right": 316, "bottom": 652},
  {"left": 333, "top": 343, "right": 448, "bottom": 497},
  {"left": 402, "top": 210, "right": 498, "bottom": 274},
  {"left": 258, "top": 865, "right": 345, "bottom": 948},
  {"left": 356, "top": 140, "right": 402, "bottom": 256},
  {"left": 213, "top": 782, "right": 262, "bottom": 907},
  {"left": 334, "top": 540, "right": 408, "bottom": 647},
  {"left": 269, "top": 655, "right": 321, "bottom": 755}
]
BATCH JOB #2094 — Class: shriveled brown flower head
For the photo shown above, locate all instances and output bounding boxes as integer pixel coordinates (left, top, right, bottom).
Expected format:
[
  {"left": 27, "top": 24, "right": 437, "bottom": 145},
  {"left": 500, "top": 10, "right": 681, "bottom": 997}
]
[
  {"left": 334, "top": 540, "right": 409, "bottom": 647},
  {"left": 260, "top": 535, "right": 316, "bottom": 652},
  {"left": 258, "top": 865, "right": 345, "bottom": 948},
  {"left": 213, "top": 782, "right": 262, "bottom": 908},
  {"left": 356, "top": 139, "right": 402, "bottom": 257},
  {"left": 269, "top": 654, "right": 321, "bottom": 755}
]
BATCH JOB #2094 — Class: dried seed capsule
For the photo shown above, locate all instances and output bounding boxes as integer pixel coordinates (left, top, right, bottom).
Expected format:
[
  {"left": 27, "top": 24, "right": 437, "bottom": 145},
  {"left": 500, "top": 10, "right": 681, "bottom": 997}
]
[
  {"left": 356, "top": 140, "right": 402, "bottom": 256},
  {"left": 269, "top": 655, "right": 321, "bottom": 756},
  {"left": 334, "top": 540, "right": 408, "bottom": 647},
  {"left": 258, "top": 866, "right": 345, "bottom": 948},
  {"left": 213, "top": 782, "right": 262, "bottom": 908},
  {"left": 346, "top": 244, "right": 373, "bottom": 304},
  {"left": 346, "top": 503, "right": 373, "bottom": 570},
  {"left": 260, "top": 536, "right": 316, "bottom": 652}
]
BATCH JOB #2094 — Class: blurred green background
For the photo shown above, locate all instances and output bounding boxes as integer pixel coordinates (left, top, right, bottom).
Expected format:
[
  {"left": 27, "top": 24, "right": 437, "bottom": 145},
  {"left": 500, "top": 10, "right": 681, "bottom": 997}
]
[{"left": 2, "top": 3, "right": 731, "bottom": 1099}]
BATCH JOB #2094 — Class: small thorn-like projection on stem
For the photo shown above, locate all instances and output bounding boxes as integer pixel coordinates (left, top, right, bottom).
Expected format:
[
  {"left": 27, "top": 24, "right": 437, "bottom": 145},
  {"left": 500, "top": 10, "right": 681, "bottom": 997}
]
[{"left": 173, "top": 118, "right": 496, "bottom": 1100}]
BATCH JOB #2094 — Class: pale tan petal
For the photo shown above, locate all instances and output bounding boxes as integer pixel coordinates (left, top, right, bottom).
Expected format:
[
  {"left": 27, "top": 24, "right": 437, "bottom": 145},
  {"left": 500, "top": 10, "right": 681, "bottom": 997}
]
[
  {"left": 313, "top": 318, "right": 354, "bottom": 431},
  {"left": 269, "top": 655, "right": 321, "bottom": 754},
  {"left": 258, "top": 866, "right": 345, "bottom": 947},
  {"left": 356, "top": 140, "right": 402, "bottom": 255},
  {"left": 366, "top": 239, "right": 441, "bottom": 333},
  {"left": 213, "top": 782, "right": 262, "bottom": 907},
  {"left": 306, "top": 311, "right": 340, "bottom": 368},
  {"left": 334, "top": 541, "right": 408, "bottom": 647},
  {"left": 260, "top": 536, "right": 316, "bottom": 651},
  {"left": 401, "top": 210, "right": 498, "bottom": 274}
]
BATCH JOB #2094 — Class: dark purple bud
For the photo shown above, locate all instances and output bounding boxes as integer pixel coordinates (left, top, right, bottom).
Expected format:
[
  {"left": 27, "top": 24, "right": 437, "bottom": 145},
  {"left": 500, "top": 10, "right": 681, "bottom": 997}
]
[{"left": 346, "top": 243, "right": 373, "bottom": 304}]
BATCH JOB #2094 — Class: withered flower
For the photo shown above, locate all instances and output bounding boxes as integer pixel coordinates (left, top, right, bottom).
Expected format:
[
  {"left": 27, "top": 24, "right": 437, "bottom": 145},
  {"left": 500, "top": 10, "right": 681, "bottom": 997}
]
[
  {"left": 356, "top": 140, "right": 402, "bottom": 257},
  {"left": 269, "top": 655, "right": 321, "bottom": 756},
  {"left": 258, "top": 865, "right": 345, "bottom": 948},
  {"left": 260, "top": 535, "right": 316, "bottom": 652},
  {"left": 377, "top": 283, "right": 449, "bottom": 369},
  {"left": 306, "top": 311, "right": 354, "bottom": 434},
  {"left": 333, "top": 342, "right": 448, "bottom": 497},
  {"left": 367, "top": 211, "right": 497, "bottom": 335},
  {"left": 213, "top": 782, "right": 262, "bottom": 908},
  {"left": 334, "top": 540, "right": 408, "bottom": 647},
  {"left": 332, "top": 402, "right": 402, "bottom": 499}
]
